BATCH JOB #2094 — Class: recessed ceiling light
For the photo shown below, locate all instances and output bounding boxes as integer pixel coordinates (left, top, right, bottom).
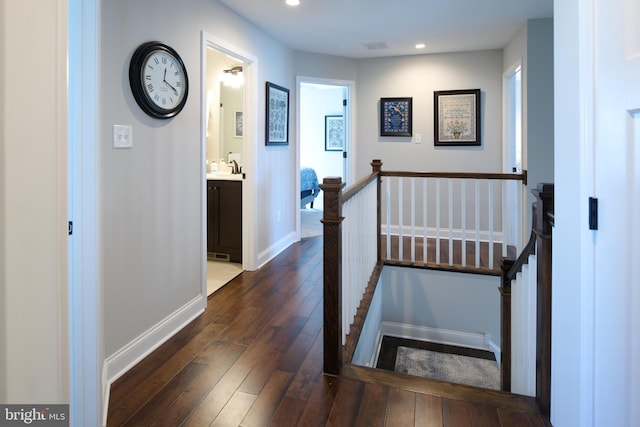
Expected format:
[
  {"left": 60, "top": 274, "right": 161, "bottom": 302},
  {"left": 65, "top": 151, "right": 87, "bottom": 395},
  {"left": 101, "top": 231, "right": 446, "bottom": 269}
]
[
  {"left": 415, "top": 43, "right": 426, "bottom": 49},
  {"left": 286, "top": 0, "right": 300, "bottom": 5}
]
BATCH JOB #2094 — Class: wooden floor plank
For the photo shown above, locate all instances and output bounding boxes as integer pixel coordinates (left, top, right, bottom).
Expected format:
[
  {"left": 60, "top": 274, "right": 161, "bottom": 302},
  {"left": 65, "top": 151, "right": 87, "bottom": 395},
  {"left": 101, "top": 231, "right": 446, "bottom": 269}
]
[
  {"left": 354, "top": 382, "right": 388, "bottom": 427},
  {"left": 469, "top": 403, "right": 502, "bottom": 427},
  {"left": 296, "top": 375, "right": 338, "bottom": 427},
  {"left": 415, "top": 393, "right": 443, "bottom": 427},
  {"left": 268, "top": 395, "right": 307, "bottom": 426},
  {"left": 241, "top": 370, "right": 293, "bottom": 426},
  {"left": 384, "top": 388, "right": 415, "bottom": 427},
  {"left": 210, "top": 390, "right": 257, "bottom": 426},
  {"left": 326, "top": 378, "right": 364, "bottom": 427},
  {"left": 120, "top": 361, "right": 207, "bottom": 426},
  {"left": 277, "top": 303, "right": 323, "bottom": 373},
  {"left": 285, "top": 329, "right": 324, "bottom": 401},
  {"left": 497, "top": 407, "right": 534, "bottom": 427},
  {"left": 106, "top": 236, "right": 548, "bottom": 427},
  {"left": 150, "top": 343, "right": 246, "bottom": 427},
  {"left": 442, "top": 398, "right": 473, "bottom": 427}
]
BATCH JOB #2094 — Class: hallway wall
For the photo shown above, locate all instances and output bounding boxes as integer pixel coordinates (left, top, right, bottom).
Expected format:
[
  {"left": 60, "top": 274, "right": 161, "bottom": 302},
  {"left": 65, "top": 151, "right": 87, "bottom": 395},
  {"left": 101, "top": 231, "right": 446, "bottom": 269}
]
[{"left": 101, "top": 0, "right": 295, "bottom": 373}]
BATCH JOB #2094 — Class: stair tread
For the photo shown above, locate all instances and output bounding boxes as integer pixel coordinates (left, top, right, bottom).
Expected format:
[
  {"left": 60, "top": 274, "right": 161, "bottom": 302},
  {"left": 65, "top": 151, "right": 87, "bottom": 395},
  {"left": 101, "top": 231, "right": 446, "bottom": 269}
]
[{"left": 340, "top": 363, "right": 540, "bottom": 414}]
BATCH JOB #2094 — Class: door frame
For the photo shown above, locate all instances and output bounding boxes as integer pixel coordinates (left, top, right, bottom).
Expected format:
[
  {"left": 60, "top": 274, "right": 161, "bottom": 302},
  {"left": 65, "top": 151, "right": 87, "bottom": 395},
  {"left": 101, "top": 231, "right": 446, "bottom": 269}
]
[
  {"left": 200, "top": 32, "right": 259, "bottom": 292},
  {"left": 68, "top": 0, "right": 104, "bottom": 424}
]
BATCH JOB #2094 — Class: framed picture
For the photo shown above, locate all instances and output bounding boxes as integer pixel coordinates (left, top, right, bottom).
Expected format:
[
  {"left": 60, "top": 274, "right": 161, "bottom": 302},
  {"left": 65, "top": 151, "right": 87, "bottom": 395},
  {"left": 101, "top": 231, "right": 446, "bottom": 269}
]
[
  {"left": 380, "top": 97, "right": 412, "bottom": 137},
  {"left": 434, "top": 89, "right": 481, "bottom": 146},
  {"left": 265, "top": 82, "right": 289, "bottom": 145},
  {"left": 234, "top": 111, "right": 243, "bottom": 137},
  {"left": 325, "top": 115, "right": 344, "bottom": 151}
]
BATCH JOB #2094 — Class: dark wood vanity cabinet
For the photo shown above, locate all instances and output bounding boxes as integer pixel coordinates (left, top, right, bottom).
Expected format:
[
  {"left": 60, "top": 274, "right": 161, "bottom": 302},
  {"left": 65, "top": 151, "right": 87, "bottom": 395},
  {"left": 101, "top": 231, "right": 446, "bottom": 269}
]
[{"left": 207, "top": 180, "right": 242, "bottom": 263}]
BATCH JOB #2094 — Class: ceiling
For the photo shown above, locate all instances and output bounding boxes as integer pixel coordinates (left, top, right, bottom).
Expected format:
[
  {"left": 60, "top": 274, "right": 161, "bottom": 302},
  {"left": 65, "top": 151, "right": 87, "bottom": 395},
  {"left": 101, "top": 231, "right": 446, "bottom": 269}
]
[{"left": 217, "top": 0, "right": 553, "bottom": 59}]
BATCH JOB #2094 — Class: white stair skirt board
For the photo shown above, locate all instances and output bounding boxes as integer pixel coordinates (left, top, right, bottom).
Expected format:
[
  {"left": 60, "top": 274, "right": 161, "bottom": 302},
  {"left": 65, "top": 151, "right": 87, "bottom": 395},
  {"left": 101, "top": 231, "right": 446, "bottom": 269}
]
[
  {"left": 379, "top": 321, "right": 500, "bottom": 367},
  {"left": 104, "top": 295, "right": 205, "bottom": 387}
]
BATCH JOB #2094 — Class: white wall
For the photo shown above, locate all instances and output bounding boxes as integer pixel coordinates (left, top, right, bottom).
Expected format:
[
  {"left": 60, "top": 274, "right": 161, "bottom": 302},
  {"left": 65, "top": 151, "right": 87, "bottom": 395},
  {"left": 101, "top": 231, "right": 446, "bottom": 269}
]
[
  {"left": 1, "top": 0, "right": 69, "bottom": 403},
  {"left": 381, "top": 267, "right": 500, "bottom": 352},
  {"left": 101, "top": 0, "right": 295, "bottom": 367},
  {"left": 504, "top": 19, "right": 554, "bottom": 230},
  {"left": 293, "top": 51, "right": 358, "bottom": 82},
  {"left": 355, "top": 50, "right": 504, "bottom": 179},
  {"left": 525, "top": 19, "right": 554, "bottom": 216}
]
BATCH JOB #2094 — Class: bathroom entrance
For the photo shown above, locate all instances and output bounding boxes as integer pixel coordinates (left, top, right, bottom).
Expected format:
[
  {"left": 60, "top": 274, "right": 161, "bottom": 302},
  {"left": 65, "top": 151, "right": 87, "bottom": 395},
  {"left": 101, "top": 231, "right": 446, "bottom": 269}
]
[{"left": 202, "top": 33, "right": 257, "bottom": 296}]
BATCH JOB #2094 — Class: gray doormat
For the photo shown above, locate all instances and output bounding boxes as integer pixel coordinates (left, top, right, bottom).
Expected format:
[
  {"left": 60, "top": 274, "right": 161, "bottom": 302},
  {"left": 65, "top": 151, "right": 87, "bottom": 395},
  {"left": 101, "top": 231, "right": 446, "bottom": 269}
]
[{"left": 394, "top": 346, "right": 500, "bottom": 390}]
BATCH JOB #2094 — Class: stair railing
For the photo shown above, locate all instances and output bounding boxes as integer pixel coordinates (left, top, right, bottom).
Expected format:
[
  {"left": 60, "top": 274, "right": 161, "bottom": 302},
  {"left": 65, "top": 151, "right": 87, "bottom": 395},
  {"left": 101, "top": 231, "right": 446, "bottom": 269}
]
[
  {"left": 321, "top": 160, "right": 382, "bottom": 375},
  {"left": 499, "top": 183, "right": 554, "bottom": 417}
]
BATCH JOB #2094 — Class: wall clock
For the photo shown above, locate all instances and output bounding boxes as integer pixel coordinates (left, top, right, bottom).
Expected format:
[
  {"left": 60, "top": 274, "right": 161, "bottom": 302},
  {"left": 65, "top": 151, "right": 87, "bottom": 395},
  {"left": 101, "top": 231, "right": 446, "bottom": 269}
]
[{"left": 129, "top": 41, "right": 189, "bottom": 119}]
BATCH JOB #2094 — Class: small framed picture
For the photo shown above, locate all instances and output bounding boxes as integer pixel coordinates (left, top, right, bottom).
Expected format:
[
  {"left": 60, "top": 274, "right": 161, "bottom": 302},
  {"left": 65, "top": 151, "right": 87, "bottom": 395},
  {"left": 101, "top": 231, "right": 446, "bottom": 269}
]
[
  {"left": 234, "top": 111, "right": 243, "bottom": 137},
  {"left": 434, "top": 89, "right": 481, "bottom": 146},
  {"left": 380, "top": 97, "right": 412, "bottom": 137},
  {"left": 325, "top": 115, "right": 344, "bottom": 151},
  {"left": 265, "top": 82, "right": 289, "bottom": 145}
]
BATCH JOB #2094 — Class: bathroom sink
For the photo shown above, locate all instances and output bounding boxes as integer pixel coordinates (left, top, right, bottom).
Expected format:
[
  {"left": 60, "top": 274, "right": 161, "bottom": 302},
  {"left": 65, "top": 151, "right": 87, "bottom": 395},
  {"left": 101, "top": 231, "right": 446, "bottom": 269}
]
[{"left": 206, "top": 172, "right": 243, "bottom": 181}]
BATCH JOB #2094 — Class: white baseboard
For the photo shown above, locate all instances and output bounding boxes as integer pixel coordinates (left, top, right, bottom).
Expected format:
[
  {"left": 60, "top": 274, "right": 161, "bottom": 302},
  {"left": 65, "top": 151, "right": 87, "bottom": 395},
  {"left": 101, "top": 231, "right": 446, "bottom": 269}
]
[
  {"left": 381, "top": 224, "right": 504, "bottom": 243},
  {"left": 104, "top": 294, "right": 206, "bottom": 391},
  {"left": 380, "top": 321, "right": 499, "bottom": 355},
  {"left": 369, "top": 329, "right": 385, "bottom": 368},
  {"left": 256, "top": 230, "right": 297, "bottom": 269},
  {"left": 102, "top": 363, "right": 110, "bottom": 427}
]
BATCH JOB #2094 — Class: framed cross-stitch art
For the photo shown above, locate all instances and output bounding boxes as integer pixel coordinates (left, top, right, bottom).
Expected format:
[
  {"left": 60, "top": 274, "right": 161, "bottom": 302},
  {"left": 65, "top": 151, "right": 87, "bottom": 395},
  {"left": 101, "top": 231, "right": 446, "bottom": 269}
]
[
  {"left": 434, "top": 89, "right": 481, "bottom": 146},
  {"left": 325, "top": 115, "right": 344, "bottom": 151},
  {"left": 380, "top": 97, "right": 412, "bottom": 137},
  {"left": 266, "top": 82, "right": 289, "bottom": 145}
]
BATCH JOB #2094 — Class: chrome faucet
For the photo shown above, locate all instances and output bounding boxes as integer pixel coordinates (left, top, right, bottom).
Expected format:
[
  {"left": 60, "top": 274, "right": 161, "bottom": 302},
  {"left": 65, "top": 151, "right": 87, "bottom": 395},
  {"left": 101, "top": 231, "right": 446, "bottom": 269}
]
[{"left": 229, "top": 159, "right": 240, "bottom": 174}]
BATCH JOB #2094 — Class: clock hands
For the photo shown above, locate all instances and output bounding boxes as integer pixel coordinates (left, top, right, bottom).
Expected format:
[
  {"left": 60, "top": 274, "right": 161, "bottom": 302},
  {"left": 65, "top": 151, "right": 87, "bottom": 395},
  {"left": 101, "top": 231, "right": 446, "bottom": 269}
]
[{"left": 162, "top": 67, "right": 179, "bottom": 96}]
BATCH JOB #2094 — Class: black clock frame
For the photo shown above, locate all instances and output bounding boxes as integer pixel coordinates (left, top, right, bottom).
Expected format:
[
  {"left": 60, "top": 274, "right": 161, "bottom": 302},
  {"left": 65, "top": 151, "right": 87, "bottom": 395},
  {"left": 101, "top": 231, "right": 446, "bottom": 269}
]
[{"left": 129, "top": 41, "right": 189, "bottom": 119}]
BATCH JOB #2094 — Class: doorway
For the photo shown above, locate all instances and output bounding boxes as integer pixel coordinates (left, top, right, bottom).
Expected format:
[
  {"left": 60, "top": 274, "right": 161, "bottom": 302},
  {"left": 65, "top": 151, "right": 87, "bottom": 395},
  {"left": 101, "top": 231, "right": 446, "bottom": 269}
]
[
  {"left": 503, "top": 62, "right": 524, "bottom": 251},
  {"left": 297, "top": 77, "right": 354, "bottom": 239},
  {"left": 201, "top": 33, "right": 258, "bottom": 296}
]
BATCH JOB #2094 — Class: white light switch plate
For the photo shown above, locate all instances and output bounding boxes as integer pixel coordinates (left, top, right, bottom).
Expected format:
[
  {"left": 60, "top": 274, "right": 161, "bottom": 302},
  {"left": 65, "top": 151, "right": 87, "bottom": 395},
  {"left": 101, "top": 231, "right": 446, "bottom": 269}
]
[
  {"left": 415, "top": 133, "right": 422, "bottom": 143},
  {"left": 113, "top": 125, "right": 133, "bottom": 148}
]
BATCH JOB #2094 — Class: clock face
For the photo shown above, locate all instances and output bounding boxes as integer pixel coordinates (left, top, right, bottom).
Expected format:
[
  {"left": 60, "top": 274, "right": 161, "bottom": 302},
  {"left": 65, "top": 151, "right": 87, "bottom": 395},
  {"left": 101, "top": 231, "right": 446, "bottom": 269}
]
[
  {"left": 141, "top": 50, "right": 186, "bottom": 110},
  {"left": 129, "top": 42, "right": 189, "bottom": 119}
]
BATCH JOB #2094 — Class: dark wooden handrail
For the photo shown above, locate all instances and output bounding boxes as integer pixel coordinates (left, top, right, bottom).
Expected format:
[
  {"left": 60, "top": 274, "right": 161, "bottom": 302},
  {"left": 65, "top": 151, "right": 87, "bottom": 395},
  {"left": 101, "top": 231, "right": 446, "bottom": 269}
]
[
  {"left": 380, "top": 170, "right": 527, "bottom": 185},
  {"left": 499, "top": 183, "right": 553, "bottom": 420},
  {"left": 505, "top": 209, "right": 538, "bottom": 282},
  {"left": 342, "top": 159, "right": 382, "bottom": 202},
  {"left": 499, "top": 209, "right": 537, "bottom": 392}
]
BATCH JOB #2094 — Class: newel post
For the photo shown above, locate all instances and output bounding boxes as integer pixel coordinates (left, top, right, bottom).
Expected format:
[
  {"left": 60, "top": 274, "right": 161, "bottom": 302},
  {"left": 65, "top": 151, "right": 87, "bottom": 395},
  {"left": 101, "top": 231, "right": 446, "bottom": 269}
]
[
  {"left": 320, "top": 177, "right": 345, "bottom": 375},
  {"left": 499, "top": 257, "right": 514, "bottom": 392},
  {"left": 371, "top": 159, "right": 383, "bottom": 264},
  {"left": 533, "top": 183, "right": 554, "bottom": 418}
]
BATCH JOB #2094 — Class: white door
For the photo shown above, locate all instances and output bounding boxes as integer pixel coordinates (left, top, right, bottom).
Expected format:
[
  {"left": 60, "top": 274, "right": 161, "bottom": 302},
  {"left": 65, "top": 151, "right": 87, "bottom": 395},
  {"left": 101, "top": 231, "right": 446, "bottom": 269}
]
[
  {"left": 553, "top": 0, "right": 640, "bottom": 425},
  {"left": 591, "top": 0, "right": 640, "bottom": 424}
]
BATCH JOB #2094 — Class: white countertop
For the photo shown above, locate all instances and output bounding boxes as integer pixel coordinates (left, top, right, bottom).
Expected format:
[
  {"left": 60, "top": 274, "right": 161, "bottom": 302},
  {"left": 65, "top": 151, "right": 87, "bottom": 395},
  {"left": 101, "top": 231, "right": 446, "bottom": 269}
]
[{"left": 206, "top": 172, "right": 243, "bottom": 181}]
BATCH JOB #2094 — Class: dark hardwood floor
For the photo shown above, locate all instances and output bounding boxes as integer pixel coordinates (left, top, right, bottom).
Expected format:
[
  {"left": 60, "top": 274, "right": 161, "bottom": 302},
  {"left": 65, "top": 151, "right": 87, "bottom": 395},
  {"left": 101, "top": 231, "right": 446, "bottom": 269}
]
[{"left": 107, "top": 236, "right": 547, "bottom": 426}]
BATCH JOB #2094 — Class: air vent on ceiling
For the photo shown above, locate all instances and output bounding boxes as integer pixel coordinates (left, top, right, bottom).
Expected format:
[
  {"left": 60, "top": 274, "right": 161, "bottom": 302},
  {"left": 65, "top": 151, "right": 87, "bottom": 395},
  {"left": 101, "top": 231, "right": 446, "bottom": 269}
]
[{"left": 363, "top": 41, "right": 388, "bottom": 50}]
